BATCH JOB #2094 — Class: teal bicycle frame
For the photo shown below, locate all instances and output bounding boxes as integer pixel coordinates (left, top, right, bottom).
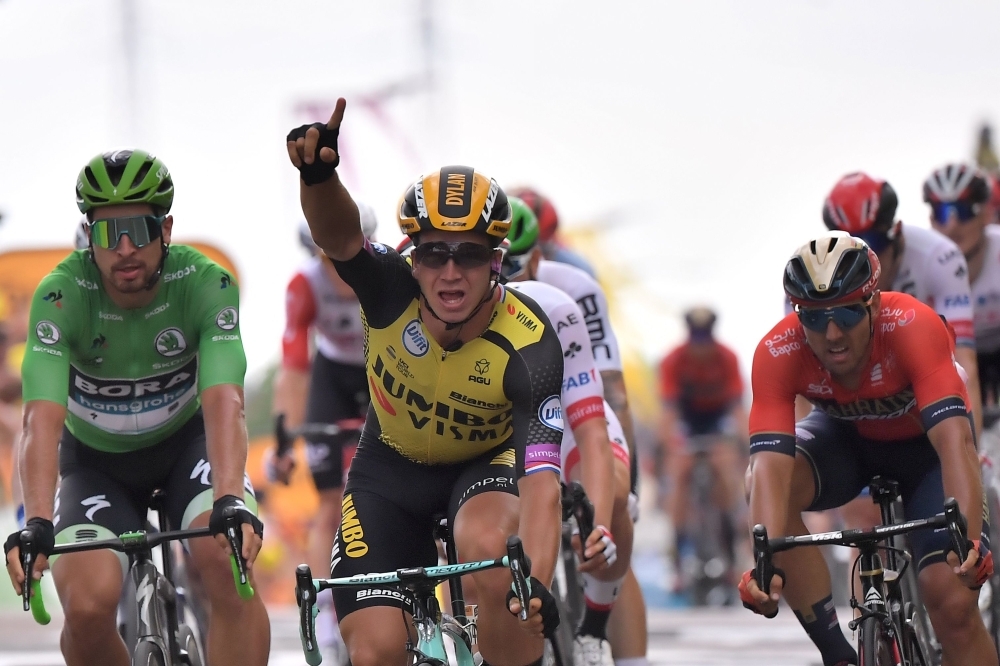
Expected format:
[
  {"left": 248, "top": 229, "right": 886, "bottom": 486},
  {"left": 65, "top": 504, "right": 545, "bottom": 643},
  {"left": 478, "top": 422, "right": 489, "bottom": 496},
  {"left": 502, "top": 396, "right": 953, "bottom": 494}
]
[{"left": 297, "top": 535, "right": 532, "bottom": 666}]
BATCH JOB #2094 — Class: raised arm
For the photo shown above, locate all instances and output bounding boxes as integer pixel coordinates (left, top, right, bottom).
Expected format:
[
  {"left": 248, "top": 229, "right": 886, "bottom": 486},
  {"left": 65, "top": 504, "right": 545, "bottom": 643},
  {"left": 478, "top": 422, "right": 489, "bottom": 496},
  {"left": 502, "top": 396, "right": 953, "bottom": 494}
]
[{"left": 286, "top": 98, "right": 364, "bottom": 261}]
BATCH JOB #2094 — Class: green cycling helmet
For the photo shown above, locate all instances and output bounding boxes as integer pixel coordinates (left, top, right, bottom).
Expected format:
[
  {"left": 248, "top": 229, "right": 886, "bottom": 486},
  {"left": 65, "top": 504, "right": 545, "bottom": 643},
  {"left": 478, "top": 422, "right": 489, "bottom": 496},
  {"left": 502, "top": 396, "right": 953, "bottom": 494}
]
[
  {"left": 76, "top": 150, "right": 174, "bottom": 215},
  {"left": 506, "top": 196, "right": 540, "bottom": 257}
]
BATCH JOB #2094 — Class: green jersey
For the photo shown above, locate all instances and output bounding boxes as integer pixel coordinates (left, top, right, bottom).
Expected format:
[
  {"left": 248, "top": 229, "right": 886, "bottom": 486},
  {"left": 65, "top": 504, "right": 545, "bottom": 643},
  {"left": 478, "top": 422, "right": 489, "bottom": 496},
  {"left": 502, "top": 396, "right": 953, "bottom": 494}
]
[{"left": 22, "top": 245, "right": 247, "bottom": 453}]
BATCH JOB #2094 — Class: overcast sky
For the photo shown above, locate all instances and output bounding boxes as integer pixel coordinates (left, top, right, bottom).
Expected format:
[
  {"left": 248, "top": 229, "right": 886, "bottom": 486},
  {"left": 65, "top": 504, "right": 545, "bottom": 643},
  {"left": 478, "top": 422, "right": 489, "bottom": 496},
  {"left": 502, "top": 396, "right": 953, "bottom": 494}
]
[{"left": 2, "top": 0, "right": 998, "bottom": 382}]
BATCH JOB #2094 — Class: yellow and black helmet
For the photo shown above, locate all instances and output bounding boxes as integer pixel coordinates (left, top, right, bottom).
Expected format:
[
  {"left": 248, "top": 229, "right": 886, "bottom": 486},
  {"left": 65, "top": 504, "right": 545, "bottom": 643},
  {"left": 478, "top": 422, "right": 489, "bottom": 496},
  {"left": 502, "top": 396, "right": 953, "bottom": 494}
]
[{"left": 397, "top": 166, "right": 512, "bottom": 247}]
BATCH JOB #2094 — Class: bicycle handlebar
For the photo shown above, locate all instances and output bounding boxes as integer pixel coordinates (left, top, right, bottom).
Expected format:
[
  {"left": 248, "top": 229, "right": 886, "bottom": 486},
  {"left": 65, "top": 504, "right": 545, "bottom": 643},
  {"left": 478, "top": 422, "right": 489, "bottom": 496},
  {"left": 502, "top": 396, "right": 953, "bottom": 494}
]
[
  {"left": 751, "top": 497, "right": 968, "bottom": 595},
  {"left": 18, "top": 511, "right": 255, "bottom": 624},
  {"left": 295, "top": 535, "right": 533, "bottom": 663}
]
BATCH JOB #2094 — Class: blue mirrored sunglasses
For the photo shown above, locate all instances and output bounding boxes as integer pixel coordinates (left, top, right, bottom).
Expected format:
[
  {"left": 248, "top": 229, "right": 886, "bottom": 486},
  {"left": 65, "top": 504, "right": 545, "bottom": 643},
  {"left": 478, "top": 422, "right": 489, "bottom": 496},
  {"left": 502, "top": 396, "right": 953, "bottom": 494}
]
[
  {"left": 797, "top": 303, "right": 869, "bottom": 333},
  {"left": 931, "top": 201, "right": 978, "bottom": 225}
]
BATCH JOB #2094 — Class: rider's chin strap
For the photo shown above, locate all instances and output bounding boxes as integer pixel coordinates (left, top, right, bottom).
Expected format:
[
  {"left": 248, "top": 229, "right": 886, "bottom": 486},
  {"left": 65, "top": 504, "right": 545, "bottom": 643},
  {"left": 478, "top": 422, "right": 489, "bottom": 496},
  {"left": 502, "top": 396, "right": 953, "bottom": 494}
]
[{"left": 143, "top": 240, "right": 169, "bottom": 291}]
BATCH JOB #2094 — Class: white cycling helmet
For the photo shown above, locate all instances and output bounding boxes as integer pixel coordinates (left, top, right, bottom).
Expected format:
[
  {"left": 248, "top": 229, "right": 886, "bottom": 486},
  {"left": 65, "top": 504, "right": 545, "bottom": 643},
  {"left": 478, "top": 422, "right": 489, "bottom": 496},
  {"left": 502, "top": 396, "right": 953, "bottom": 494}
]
[{"left": 298, "top": 202, "right": 378, "bottom": 253}]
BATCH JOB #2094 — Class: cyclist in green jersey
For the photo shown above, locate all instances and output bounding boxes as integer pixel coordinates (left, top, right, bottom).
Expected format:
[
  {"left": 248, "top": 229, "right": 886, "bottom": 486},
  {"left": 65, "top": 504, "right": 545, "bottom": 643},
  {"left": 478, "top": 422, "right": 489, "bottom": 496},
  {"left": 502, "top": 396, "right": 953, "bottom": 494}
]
[
  {"left": 3, "top": 150, "right": 270, "bottom": 666},
  {"left": 287, "top": 100, "right": 564, "bottom": 666}
]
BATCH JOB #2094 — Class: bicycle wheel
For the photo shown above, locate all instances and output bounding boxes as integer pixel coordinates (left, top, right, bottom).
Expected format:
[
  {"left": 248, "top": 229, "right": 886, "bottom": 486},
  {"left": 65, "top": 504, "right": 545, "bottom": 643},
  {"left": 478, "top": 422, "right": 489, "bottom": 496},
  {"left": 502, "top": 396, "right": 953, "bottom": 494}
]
[
  {"left": 133, "top": 640, "right": 167, "bottom": 666},
  {"left": 549, "top": 569, "right": 576, "bottom": 666},
  {"left": 902, "top": 626, "right": 930, "bottom": 666},
  {"left": 859, "top": 616, "right": 897, "bottom": 666},
  {"left": 177, "top": 625, "right": 203, "bottom": 666}
]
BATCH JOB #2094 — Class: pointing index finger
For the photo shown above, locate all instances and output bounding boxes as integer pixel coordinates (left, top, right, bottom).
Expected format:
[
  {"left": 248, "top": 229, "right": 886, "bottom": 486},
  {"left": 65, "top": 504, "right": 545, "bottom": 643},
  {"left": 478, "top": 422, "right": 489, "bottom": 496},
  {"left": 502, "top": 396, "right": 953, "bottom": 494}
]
[{"left": 327, "top": 97, "right": 347, "bottom": 130}]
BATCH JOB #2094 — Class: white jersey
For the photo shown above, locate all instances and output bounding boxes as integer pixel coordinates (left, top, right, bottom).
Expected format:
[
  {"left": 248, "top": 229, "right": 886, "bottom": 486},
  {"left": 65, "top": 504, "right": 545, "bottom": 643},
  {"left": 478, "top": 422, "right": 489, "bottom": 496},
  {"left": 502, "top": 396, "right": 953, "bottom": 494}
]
[
  {"left": 287, "top": 256, "right": 365, "bottom": 365},
  {"left": 508, "top": 280, "right": 605, "bottom": 430},
  {"left": 535, "top": 260, "right": 623, "bottom": 373},
  {"left": 781, "top": 225, "right": 974, "bottom": 347},
  {"left": 972, "top": 225, "right": 1000, "bottom": 353},
  {"left": 508, "top": 280, "right": 629, "bottom": 482}
]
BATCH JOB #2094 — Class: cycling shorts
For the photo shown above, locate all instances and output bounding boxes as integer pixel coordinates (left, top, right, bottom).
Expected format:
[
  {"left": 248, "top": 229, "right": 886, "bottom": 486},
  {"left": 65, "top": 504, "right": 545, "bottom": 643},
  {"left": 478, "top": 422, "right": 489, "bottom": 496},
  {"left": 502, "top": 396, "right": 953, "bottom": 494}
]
[
  {"left": 53, "top": 410, "right": 257, "bottom": 572},
  {"left": 795, "top": 410, "right": 988, "bottom": 571},
  {"left": 330, "top": 438, "right": 519, "bottom": 619},
  {"left": 305, "top": 353, "right": 369, "bottom": 490},
  {"left": 680, "top": 408, "right": 733, "bottom": 438}
]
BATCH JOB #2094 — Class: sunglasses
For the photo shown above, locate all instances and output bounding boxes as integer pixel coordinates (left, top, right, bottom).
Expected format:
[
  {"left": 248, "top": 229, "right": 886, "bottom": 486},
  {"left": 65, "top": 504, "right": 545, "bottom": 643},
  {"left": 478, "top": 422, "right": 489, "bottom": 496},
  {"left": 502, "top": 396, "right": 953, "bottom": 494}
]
[
  {"left": 501, "top": 252, "right": 531, "bottom": 279},
  {"left": 797, "top": 302, "right": 869, "bottom": 333},
  {"left": 931, "top": 201, "right": 979, "bottom": 225},
  {"left": 89, "top": 215, "right": 165, "bottom": 250},
  {"left": 856, "top": 229, "right": 894, "bottom": 255},
  {"left": 411, "top": 241, "right": 494, "bottom": 269}
]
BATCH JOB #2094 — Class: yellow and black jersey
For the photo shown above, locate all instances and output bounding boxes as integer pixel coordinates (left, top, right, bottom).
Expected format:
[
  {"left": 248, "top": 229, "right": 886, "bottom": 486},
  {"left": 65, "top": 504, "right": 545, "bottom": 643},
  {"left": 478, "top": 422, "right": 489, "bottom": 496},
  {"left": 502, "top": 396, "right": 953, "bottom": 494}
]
[{"left": 332, "top": 240, "right": 565, "bottom": 476}]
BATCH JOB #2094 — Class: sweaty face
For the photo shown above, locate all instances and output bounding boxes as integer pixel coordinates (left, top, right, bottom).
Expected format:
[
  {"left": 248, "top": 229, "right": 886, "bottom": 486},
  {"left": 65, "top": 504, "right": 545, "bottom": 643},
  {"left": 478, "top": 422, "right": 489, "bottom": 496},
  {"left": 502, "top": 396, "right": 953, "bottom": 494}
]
[
  {"left": 800, "top": 297, "right": 877, "bottom": 380},
  {"left": 931, "top": 205, "right": 991, "bottom": 255},
  {"left": 89, "top": 203, "right": 171, "bottom": 294},
  {"left": 411, "top": 230, "right": 499, "bottom": 324}
]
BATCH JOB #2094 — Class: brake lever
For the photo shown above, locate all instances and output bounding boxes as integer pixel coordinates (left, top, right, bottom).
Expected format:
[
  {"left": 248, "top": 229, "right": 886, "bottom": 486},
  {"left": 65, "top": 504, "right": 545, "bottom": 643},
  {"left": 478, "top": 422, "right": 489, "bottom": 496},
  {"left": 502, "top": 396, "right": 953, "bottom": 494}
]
[
  {"left": 295, "top": 564, "right": 322, "bottom": 665},
  {"left": 943, "top": 497, "right": 970, "bottom": 562},
  {"left": 18, "top": 530, "right": 33, "bottom": 612},
  {"left": 506, "top": 535, "right": 532, "bottom": 621},
  {"left": 222, "top": 506, "right": 254, "bottom": 599},
  {"left": 752, "top": 524, "right": 774, "bottom": 595}
]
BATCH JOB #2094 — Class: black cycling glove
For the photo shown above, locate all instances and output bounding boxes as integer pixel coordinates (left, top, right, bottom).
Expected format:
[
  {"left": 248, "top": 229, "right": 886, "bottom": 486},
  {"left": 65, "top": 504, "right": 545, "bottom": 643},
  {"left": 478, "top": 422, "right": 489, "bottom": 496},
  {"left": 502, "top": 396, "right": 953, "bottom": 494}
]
[
  {"left": 286, "top": 122, "right": 340, "bottom": 186},
  {"left": 4, "top": 517, "right": 55, "bottom": 560},
  {"left": 209, "top": 495, "right": 264, "bottom": 539},
  {"left": 506, "top": 575, "right": 561, "bottom": 639}
]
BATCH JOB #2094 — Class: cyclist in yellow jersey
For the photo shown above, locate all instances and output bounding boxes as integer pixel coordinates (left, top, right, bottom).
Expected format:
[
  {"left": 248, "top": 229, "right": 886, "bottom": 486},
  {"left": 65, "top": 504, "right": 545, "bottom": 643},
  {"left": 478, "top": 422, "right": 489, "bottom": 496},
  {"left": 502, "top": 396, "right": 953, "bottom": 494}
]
[{"left": 287, "top": 99, "right": 564, "bottom": 666}]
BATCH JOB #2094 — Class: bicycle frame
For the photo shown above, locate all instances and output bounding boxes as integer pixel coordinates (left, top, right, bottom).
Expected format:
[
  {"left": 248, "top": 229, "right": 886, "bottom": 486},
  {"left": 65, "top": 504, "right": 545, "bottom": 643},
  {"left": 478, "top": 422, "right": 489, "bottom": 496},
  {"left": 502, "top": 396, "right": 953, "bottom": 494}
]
[{"left": 753, "top": 496, "right": 967, "bottom": 666}]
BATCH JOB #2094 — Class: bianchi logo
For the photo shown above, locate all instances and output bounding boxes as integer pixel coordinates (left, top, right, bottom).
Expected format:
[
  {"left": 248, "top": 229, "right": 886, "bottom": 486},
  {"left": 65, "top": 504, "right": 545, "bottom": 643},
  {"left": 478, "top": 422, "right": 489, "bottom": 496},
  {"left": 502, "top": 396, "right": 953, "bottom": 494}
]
[
  {"left": 216, "top": 306, "right": 238, "bottom": 330},
  {"left": 36, "top": 321, "right": 61, "bottom": 345},
  {"left": 154, "top": 327, "right": 187, "bottom": 357}
]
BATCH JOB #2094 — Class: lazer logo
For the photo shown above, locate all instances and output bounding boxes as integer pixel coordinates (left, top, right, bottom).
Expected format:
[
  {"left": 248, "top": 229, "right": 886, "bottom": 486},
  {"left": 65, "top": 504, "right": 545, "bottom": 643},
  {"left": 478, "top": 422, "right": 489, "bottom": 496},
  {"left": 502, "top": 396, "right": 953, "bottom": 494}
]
[
  {"left": 479, "top": 178, "right": 499, "bottom": 226},
  {"left": 81, "top": 494, "right": 111, "bottom": 521},
  {"left": 414, "top": 181, "right": 429, "bottom": 219}
]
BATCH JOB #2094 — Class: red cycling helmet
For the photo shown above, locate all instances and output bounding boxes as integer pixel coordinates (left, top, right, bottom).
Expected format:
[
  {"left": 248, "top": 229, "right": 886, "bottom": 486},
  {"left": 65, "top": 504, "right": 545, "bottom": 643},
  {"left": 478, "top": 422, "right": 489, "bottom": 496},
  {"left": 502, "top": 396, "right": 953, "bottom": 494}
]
[
  {"left": 822, "top": 173, "right": 898, "bottom": 253},
  {"left": 509, "top": 187, "right": 559, "bottom": 242}
]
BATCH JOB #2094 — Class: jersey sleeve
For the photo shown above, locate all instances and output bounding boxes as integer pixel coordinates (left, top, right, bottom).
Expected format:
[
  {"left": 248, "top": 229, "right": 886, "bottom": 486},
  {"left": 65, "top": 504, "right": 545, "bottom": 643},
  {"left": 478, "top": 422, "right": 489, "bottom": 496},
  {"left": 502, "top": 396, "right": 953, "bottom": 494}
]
[
  {"left": 551, "top": 298, "right": 605, "bottom": 430},
  {"left": 505, "top": 318, "right": 565, "bottom": 478},
  {"left": 890, "top": 302, "right": 970, "bottom": 430},
  {"left": 747, "top": 327, "right": 802, "bottom": 456},
  {"left": 331, "top": 240, "right": 420, "bottom": 328},
  {"left": 193, "top": 261, "right": 247, "bottom": 390},
  {"left": 574, "top": 278, "right": 623, "bottom": 374},
  {"left": 926, "top": 244, "right": 975, "bottom": 348},
  {"left": 21, "top": 270, "right": 78, "bottom": 405},
  {"left": 281, "top": 272, "right": 316, "bottom": 370}
]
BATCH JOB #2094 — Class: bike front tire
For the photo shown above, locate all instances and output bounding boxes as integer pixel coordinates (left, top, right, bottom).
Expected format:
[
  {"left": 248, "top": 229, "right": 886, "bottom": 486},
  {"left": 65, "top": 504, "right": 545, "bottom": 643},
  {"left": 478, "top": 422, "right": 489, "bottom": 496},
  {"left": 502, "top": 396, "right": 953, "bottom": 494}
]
[
  {"left": 859, "top": 616, "right": 899, "bottom": 666},
  {"left": 133, "top": 640, "right": 168, "bottom": 666},
  {"left": 177, "top": 624, "right": 204, "bottom": 666}
]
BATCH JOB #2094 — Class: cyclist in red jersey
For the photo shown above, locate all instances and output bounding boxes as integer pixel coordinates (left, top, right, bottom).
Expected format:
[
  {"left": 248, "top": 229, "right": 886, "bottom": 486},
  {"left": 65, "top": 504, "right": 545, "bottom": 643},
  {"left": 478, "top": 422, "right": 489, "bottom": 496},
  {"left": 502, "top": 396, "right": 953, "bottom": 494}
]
[
  {"left": 658, "top": 308, "right": 746, "bottom": 591},
  {"left": 740, "top": 231, "right": 996, "bottom": 666}
]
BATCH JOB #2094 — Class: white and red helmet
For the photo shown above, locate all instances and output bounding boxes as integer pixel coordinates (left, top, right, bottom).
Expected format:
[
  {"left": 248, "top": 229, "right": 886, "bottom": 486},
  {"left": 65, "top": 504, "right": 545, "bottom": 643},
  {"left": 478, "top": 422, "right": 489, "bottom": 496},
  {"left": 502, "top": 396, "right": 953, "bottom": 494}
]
[{"left": 784, "top": 231, "right": 881, "bottom": 307}]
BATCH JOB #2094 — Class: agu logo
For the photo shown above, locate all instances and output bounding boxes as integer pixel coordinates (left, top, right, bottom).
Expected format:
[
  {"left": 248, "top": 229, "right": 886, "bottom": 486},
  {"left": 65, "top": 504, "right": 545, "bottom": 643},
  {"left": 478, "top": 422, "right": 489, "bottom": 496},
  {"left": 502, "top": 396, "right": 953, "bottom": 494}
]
[
  {"left": 216, "top": 307, "right": 238, "bottom": 330},
  {"left": 36, "top": 321, "right": 61, "bottom": 345},
  {"left": 402, "top": 319, "right": 429, "bottom": 357},
  {"left": 155, "top": 328, "right": 187, "bottom": 357},
  {"left": 538, "top": 395, "right": 563, "bottom": 431}
]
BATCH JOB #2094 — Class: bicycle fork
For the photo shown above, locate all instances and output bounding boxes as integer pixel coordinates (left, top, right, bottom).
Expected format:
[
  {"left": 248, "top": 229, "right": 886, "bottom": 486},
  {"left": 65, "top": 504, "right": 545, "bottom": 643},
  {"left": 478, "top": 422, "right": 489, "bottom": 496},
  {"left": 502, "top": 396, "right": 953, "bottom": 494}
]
[
  {"left": 131, "top": 557, "right": 182, "bottom": 661},
  {"left": 852, "top": 550, "right": 904, "bottom": 665}
]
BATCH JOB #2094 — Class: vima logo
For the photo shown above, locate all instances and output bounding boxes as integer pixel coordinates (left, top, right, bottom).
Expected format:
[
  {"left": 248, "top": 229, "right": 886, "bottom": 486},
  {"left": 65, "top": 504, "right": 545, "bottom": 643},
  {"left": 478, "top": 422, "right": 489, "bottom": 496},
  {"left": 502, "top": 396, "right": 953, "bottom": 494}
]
[
  {"left": 216, "top": 307, "right": 238, "bottom": 330},
  {"left": 155, "top": 328, "right": 187, "bottom": 357},
  {"left": 538, "top": 395, "right": 563, "bottom": 431},
  {"left": 402, "top": 319, "right": 429, "bottom": 357},
  {"left": 36, "top": 321, "right": 61, "bottom": 345}
]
